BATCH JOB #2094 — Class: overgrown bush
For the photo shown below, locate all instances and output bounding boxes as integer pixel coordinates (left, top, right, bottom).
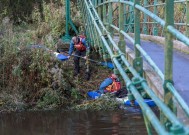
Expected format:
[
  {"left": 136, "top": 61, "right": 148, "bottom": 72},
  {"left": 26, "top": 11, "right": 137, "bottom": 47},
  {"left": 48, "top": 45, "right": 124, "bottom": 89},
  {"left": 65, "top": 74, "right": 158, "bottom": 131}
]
[
  {"left": 0, "top": 0, "right": 84, "bottom": 112},
  {"left": 0, "top": 0, "right": 124, "bottom": 112}
]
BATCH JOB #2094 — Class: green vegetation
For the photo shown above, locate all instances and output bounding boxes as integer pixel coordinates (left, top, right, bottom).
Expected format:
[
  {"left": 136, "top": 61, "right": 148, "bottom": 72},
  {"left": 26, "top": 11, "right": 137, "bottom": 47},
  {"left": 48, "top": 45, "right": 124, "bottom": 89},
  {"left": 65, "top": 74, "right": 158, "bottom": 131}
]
[
  {"left": 71, "top": 94, "right": 120, "bottom": 111},
  {"left": 0, "top": 0, "right": 120, "bottom": 112}
]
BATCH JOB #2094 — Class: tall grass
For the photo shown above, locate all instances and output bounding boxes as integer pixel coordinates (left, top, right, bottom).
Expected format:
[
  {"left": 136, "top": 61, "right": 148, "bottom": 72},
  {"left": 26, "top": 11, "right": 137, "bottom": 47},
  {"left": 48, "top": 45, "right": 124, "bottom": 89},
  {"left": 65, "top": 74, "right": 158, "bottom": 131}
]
[{"left": 0, "top": 0, "right": 84, "bottom": 111}]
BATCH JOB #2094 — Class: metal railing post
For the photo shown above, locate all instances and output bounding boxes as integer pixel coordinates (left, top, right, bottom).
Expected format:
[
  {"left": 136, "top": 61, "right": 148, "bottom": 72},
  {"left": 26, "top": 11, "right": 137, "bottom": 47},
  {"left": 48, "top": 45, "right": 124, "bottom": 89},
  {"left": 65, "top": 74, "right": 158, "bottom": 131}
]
[
  {"left": 98, "top": 0, "right": 102, "bottom": 20},
  {"left": 88, "top": 14, "right": 94, "bottom": 46},
  {"left": 80, "top": 0, "right": 189, "bottom": 134},
  {"left": 61, "top": 0, "right": 71, "bottom": 43},
  {"left": 103, "top": 0, "right": 106, "bottom": 24},
  {"left": 143, "top": 0, "right": 148, "bottom": 34},
  {"left": 108, "top": 0, "right": 113, "bottom": 37},
  {"left": 94, "top": 0, "right": 97, "bottom": 7},
  {"left": 186, "top": 0, "right": 189, "bottom": 37},
  {"left": 134, "top": 0, "right": 143, "bottom": 77},
  {"left": 118, "top": 1, "right": 126, "bottom": 53},
  {"left": 129, "top": 0, "right": 134, "bottom": 33},
  {"left": 143, "top": 113, "right": 153, "bottom": 135},
  {"left": 153, "top": 0, "right": 158, "bottom": 36},
  {"left": 65, "top": 0, "right": 70, "bottom": 37},
  {"left": 123, "top": 3, "right": 126, "bottom": 32},
  {"left": 134, "top": 0, "right": 140, "bottom": 57},
  {"left": 163, "top": 0, "right": 175, "bottom": 130}
]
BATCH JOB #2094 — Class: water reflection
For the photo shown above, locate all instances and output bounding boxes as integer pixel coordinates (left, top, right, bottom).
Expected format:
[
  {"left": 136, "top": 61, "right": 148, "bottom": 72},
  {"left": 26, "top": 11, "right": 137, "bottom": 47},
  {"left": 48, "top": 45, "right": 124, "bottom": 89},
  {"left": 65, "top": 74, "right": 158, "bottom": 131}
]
[{"left": 0, "top": 109, "right": 156, "bottom": 135}]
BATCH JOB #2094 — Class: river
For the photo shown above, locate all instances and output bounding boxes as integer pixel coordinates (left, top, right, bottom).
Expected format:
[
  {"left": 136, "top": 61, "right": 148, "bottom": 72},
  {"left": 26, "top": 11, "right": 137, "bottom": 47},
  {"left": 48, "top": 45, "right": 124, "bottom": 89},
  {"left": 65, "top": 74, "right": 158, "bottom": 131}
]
[{"left": 0, "top": 107, "right": 157, "bottom": 135}]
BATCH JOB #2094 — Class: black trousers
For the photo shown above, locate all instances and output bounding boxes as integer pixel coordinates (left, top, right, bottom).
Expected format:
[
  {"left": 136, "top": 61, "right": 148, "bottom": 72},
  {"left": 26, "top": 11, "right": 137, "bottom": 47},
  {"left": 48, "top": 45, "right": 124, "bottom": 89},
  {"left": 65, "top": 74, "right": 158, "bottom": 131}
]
[{"left": 74, "top": 50, "right": 86, "bottom": 74}]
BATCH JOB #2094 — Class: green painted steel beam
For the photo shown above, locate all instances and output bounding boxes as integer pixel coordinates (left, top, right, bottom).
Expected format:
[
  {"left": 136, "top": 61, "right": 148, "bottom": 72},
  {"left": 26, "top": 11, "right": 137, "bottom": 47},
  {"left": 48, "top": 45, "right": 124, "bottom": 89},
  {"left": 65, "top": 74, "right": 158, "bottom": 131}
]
[
  {"left": 123, "top": 3, "right": 126, "bottom": 32},
  {"left": 97, "top": 2, "right": 186, "bottom": 127},
  {"left": 103, "top": 0, "right": 106, "bottom": 24},
  {"left": 163, "top": 0, "right": 175, "bottom": 130},
  {"left": 96, "top": 0, "right": 189, "bottom": 40},
  {"left": 164, "top": 0, "right": 174, "bottom": 82},
  {"left": 143, "top": 0, "right": 148, "bottom": 34},
  {"left": 153, "top": 0, "right": 158, "bottom": 36},
  {"left": 109, "top": 20, "right": 189, "bottom": 128},
  {"left": 61, "top": 0, "right": 78, "bottom": 44},
  {"left": 143, "top": 114, "right": 153, "bottom": 135},
  {"left": 98, "top": 0, "right": 102, "bottom": 20},
  {"left": 107, "top": 24, "right": 188, "bottom": 125},
  {"left": 118, "top": 1, "right": 126, "bottom": 53},
  {"left": 97, "top": 0, "right": 166, "bottom": 26},
  {"left": 135, "top": 44, "right": 164, "bottom": 80},
  {"left": 132, "top": 1, "right": 142, "bottom": 77},
  {"left": 96, "top": 0, "right": 189, "bottom": 50},
  {"left": 113, "top": 59, "right": 169, "bottom": 135},
  {"left": 187, "top": 0, "right": 189, "bottom": 37},
  {"left": 134, "top": 0, "right": 142, "bottom": 75},
  {"left": 95, "top": 0, "right": 189, "bottom": 115},
  {"left": 83, "top": 3, "right": 171, "bottom": 134},
  {"left": 90, "top": 0, "right": 184, "bottom": 127},
  {"left": 79, "top": 0, "right": 189, "bottom": 134},
  {"left": 166, "top": 82, "right": 189, "bottom": 118},
  {"left": 108, "top": 0, "right": 113, "bottom": 37},
  {"left": 94, "top": 0, "right": 97, "bottom": 7},
  {"left": 61, "top": 0, "right": 71, "bottom": 43},
  {"left": 167, "top": 26, "right": 189, "bottom": 47},
  {"left": 128, "top": 1, "right": 134, "bottom": 33}
]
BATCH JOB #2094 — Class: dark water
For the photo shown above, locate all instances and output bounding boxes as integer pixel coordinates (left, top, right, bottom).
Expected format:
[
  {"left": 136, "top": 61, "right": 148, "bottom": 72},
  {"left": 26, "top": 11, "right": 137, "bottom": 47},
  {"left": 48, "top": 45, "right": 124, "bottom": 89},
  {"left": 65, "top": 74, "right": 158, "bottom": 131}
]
[{"left": 0, "top": 108, "right": 154, "bottom": 135}]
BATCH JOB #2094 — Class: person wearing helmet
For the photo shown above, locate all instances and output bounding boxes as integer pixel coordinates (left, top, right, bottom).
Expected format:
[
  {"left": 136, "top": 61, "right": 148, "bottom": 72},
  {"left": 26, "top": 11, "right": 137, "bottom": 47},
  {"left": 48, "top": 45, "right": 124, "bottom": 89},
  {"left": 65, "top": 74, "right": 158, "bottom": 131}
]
[
  {"left": 96, "top": 74, "right": 121, "bottom": 94},
  {"left": 68, "top": 35, "right": 88, "bottom": 76}
]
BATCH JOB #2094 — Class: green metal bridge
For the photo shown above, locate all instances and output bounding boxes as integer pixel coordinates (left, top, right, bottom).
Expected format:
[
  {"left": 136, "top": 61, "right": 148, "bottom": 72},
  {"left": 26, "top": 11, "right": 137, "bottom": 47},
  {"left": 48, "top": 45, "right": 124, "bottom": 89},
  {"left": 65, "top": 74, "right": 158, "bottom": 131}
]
[{"left": 62, "top": 0, "right": 189, "bottom": 134}]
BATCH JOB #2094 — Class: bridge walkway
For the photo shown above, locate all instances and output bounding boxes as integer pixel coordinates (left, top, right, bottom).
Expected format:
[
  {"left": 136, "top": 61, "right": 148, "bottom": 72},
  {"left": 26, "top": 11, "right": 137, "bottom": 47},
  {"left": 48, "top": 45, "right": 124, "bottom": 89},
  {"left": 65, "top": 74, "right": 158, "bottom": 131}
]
[{"left": 121, "top": 37, "right": 189, "bottom": 103}]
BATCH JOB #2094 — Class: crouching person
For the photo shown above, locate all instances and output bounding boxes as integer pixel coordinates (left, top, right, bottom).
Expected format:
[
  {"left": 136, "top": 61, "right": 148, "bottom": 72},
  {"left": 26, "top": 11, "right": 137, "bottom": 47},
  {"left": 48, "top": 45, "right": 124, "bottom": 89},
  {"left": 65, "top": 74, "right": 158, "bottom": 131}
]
[{"left": 96, "top": 74, "right": 121, "bottom": 94}]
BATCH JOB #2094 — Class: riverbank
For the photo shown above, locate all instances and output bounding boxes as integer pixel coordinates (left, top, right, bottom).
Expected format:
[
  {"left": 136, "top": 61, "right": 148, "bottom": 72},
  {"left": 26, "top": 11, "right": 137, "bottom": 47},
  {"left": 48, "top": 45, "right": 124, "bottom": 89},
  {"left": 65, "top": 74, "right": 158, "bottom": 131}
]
[
  {"left": 0, "top": 45, "right": 117, "bottom": 112},
  {"left": 0, "top": 1, "right": 117, "bottom": 112}
]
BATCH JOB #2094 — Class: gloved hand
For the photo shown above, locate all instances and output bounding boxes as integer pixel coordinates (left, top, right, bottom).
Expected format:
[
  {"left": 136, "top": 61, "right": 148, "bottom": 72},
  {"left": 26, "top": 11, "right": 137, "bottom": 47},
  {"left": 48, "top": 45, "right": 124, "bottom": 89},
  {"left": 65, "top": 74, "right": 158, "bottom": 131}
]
[{"left": 67, "top": 55, "right": 70, "bottom": 59}]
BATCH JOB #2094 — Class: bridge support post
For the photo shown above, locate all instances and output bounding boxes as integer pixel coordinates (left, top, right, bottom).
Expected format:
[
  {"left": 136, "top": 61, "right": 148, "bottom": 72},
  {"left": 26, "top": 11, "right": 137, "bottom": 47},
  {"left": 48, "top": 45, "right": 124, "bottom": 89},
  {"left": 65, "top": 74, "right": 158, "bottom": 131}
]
[
  {"left": 61, "top": 0, "right": 78, "bottom": 44},
  {"left": 153, "top": 0, "right": 158, "bottom": 36},
  {"left": 123, "top": 4, "right": 126, "bottom": 32},
  {"left": 143, "top": 0, "right": 148, "bottom": 34},
  {"left": 103, "top": 0, "right": 106, "bottom": 24},
  {"left": 134, "top": 0, "right": 140, "bottom": 58},
  {"left": 143, "top": 114, "right": 153, "bottom": 135},
  {"left": 88, "top": 14, "right": 94, "bottom": 47},
  {"left": 129, "top": 0, "right": 134, "bottom": 33},
  {"left": 186, "top": 0, "right": 189, "bottom": 37},
  {"left": 61, "top": 0, "right": 71, "bottom": 44},
  {"left": 162, "top": 0, "right": 176, "bottom": 130},
  {"left": 94, "top": 0, "right": 97, "bottom": 7},
  {"left": 118, "top": 2, "right": 126, "bottom": 53},
  {"left": 98, "top": 0, "right": 102, "bottom": 20},
  {"left": 134, "top": 0, "right": 143, "bottom": 77},
  {"left": 95, "top": 20, "right": 103, "bottom": 57},
  {"left": 108, "top": 0, "right": 113, "bottom": 37}
]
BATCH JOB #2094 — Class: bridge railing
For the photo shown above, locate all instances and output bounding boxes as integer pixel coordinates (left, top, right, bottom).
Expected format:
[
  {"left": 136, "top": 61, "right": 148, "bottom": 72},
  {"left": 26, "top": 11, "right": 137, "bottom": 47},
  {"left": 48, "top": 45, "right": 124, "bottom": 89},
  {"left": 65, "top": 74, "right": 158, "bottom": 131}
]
[
  {"left": 107, "top": 0, "right": 189, "bottom": 37},
  {"left": 144, "top": 0, "right": 189, "bottom": 36},
  {"left": 94, "top": 0, "right": 189, "bottom": 117},
  {"left": 78, "top": 0, "right": 189, "bottom": 134}
]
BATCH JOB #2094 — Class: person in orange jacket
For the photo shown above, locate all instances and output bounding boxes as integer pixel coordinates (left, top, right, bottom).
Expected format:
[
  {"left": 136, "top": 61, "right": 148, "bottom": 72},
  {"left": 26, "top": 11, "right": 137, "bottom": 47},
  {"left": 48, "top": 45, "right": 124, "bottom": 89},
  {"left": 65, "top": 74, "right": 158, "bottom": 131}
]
[
  {"left": 96, "top": 74, "right": 121, "bottom": 94},
  {"left": 68, "top": 35, "right": 88, "bottom": 76}
]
